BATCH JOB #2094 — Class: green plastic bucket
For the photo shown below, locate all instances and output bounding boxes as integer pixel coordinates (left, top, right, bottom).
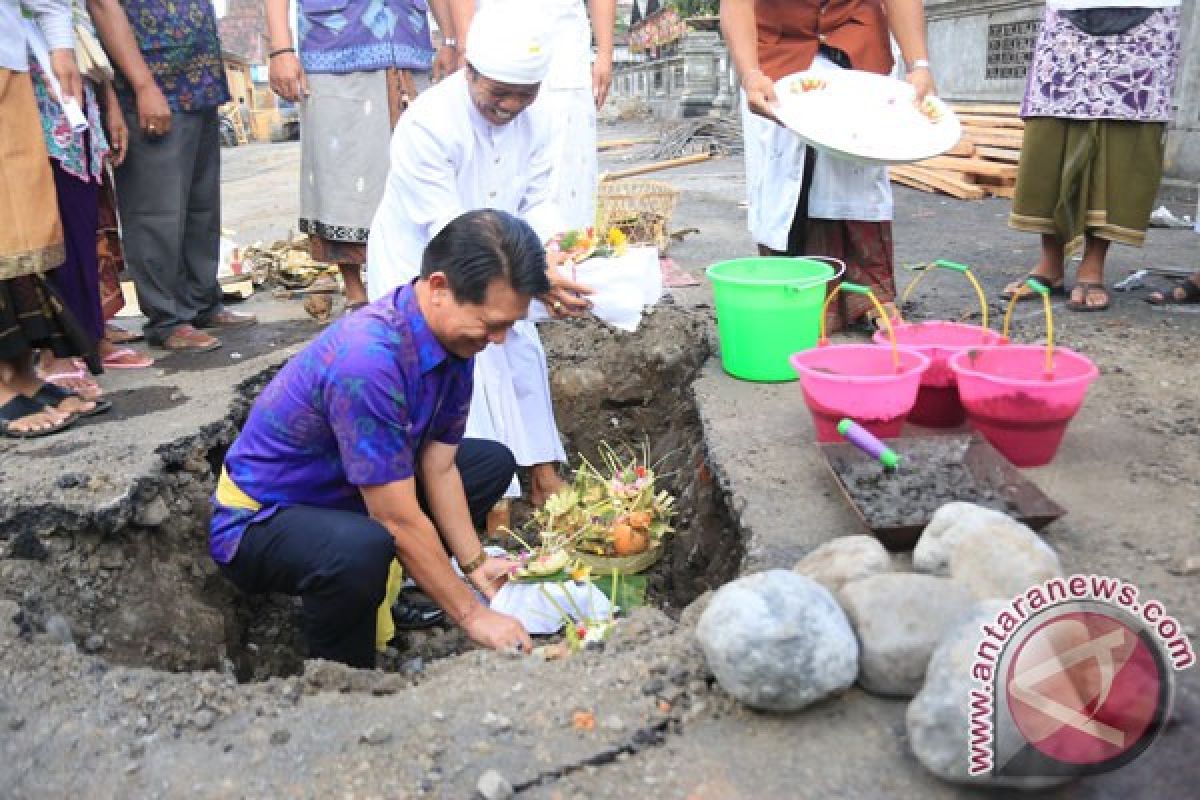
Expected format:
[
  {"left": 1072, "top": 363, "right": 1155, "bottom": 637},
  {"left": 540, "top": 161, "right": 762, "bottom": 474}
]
[{"left": 706, "top": 257, "right": 842, "bottom": 382}]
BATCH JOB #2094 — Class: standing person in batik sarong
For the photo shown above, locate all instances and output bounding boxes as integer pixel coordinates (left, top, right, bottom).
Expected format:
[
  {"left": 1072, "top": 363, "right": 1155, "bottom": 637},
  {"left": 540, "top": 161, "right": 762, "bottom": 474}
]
[
  {"left": 1002, "top": 2, "right": 1183, "bottom": 313},
  {"left": 267, "top": 0, "right": 446, "bottom": 312}
]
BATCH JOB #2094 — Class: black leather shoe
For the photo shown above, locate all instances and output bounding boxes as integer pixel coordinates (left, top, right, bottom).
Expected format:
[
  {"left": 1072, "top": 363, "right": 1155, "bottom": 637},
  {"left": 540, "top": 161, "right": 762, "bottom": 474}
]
[{"left": 392, "top": 594, "right": 446, "bottom": 631}]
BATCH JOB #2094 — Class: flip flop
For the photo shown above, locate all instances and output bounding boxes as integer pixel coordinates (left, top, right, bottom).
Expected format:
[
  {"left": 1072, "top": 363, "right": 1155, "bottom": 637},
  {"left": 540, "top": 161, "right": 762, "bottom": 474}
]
[
  {"left": 104, "top": 323, "right": 144, "bottom": 344},
  {"left": 1000, "top": 274, "right": 1067, "bottom": 302},
  {"left": 44, "top": 368, "right": 104, "bottom": 401},
  {"left": 100, "top": 348, "right": 154, "bottom": 369},
  {"left": 31, "top": 382, "right": 112, "bottom": 418},
  {"left": 1066, "top": 282, "right": 1111, "bottom": 312},
  {"left": 1146, "top": 277, "right": 1200, "bottom": 306},
  {"left": 0, "top": 394, "right": 75, "bottom": 439}
]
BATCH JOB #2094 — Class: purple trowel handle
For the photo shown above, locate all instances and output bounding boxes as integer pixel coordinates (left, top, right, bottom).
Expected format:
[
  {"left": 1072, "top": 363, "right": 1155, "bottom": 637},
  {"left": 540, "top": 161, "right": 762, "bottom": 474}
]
[{"left": 837, "top": 419, "right": 900, "bottom": 469}]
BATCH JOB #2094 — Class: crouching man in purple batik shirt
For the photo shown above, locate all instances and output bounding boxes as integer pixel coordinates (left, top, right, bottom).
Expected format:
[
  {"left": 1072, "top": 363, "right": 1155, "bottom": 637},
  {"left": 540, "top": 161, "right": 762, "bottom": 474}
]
[{"left": 210, "top": 210, "right": 546, "bottom": 666}]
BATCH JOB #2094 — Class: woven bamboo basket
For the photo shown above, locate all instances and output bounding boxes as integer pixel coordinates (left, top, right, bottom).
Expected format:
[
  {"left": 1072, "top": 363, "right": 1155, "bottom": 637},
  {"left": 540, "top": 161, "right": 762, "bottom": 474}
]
[
  {"left": 595, "top": 180, "right": 680, "bottom": 255},
  {"left": 571, "top": 542, "right": 664, "bottom": 575}
]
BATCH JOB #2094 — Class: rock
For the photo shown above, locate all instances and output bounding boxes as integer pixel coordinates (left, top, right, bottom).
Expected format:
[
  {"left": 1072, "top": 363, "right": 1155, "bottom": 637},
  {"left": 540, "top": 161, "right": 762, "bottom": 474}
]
[
  {"left": 270, "top": 729, "right": 291, "bottom": 746},
  {"left": 83, "top": 634, "right": 106, "bottom": 654},
  {"left": 793, "top": 535, "right": 892, "bottom": 594},
  {"left": 43, "top": 614, "right": 74, "bottom": 647},
  {"left": 481, "top": 711, "right": 512, "bottom": 734},
  {"left": 914, "top": 504, "right": 1062, "bottom": 600},
  {"left": 601, "top": 715, "right": 626, "bottom": 732},
  {"left": 641, "top": 678, "right": 665, "bottom": 696},
  {"left": 192, "top": 710, "right": 216, "bottom": 734},
  {"left": 947, "top": 525, "right": 1062, "bottom": 601},
  {"left": 907, "top": 601, "right": 1070, "bottom": 789},
  {"left": 476, "top": 768, "right": 514, "bottom": 800},
  {"left": 359, "top": 726, "right": 392, "bottom": 746},
  {"left": 8, "top": 715, "right": 26, "bottom": 732},
  {"left": 696, "top": 570, "right": 858, "bottom": 712},
  {"left": 1167, "top": 555, "right": 1200, "bottom": 576},
  {"left": 913, "top": 503, "right": 1013, "bottom": 575},
  {"left": 0, "top": 599, "right": 19, "bottom": 641},
  {"left": 134, "top": 495, "right": 170, "bottom": 528},
  {"left": 839, "top": 574, "right": 974, "bottom": 696}
]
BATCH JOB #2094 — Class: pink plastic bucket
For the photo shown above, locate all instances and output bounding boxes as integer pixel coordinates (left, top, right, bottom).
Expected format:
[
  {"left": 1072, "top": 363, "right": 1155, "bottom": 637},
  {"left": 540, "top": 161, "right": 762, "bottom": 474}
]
[
  {"left": 789, "top": 344, "right": 931, "bottom": 442},
  {"left": 874, "top": 321, "right": 1008, "bottom": 427},
  {"left": 948, "top": 346, "right": 1098, "bottom": 467}
]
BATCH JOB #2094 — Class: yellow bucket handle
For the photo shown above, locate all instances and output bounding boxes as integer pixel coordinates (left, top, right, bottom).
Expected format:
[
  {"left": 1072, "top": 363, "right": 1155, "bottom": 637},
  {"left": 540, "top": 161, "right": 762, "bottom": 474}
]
[
  {"left": 900, "top": 259, "right": 990, "bottom": 332},
  {"left": 1001, "top": 278, "right": 1056, "bottom": 376},
  {"left": 820, "top": 282, "right": 901, "bottom": 370}
]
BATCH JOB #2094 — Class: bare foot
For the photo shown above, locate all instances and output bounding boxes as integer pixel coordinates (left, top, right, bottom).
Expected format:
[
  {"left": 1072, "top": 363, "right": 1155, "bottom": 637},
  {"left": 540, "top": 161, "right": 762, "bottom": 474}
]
[{"left": 529, "top": 463, "right": 567, "bottom": 508}]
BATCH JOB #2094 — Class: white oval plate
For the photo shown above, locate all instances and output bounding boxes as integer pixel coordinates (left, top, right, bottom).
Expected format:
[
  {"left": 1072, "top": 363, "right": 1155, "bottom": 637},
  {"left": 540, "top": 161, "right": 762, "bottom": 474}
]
[{"left": 771, "top": 69, "right": 962, "bottom": 166}]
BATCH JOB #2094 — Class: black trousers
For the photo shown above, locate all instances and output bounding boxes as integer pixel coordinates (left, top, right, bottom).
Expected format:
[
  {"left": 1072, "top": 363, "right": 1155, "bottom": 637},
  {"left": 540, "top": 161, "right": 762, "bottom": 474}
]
[{"left": 220, "top": 438, "right": 515, "bottom": 668}]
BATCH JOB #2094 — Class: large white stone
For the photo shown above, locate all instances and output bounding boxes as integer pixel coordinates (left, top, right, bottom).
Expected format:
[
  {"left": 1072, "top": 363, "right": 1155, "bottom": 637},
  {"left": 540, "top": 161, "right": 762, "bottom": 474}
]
[
  {"left": 914, "top": 503, "right": 1062, "bottom": 601},
  {"left": 839, "top": 574, "right": 974, "bottom": 697},
  {"left": 914, "top": 502, "right": 1014, "bottom": 575},
  {"left": 793, "top": 535, "right": 892, "bottom": 595},
  {"left": 906, "top": 602, "right": 1071, "bottom": 790},
  {"left": 696, "top": 570, "right": 858, "bottom": 712}
]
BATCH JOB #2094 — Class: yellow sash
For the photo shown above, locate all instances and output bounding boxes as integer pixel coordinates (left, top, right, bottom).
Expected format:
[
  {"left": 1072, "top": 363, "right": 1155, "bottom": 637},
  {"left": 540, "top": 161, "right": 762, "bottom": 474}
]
[{"left": 217, "top": 468, "right": 404, "bottom": 652}]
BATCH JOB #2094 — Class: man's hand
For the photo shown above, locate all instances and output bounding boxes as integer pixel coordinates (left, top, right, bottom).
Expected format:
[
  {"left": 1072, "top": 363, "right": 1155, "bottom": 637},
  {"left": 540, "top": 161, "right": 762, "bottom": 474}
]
[
  {"left": 104, "top": 96, "right": 128, "bottom": 166},
  {"left": 592, "top": 54, "right": 613, "bottom": 109},
  {"left": 467, "top": 555, "right": 513, "bottom": 600},
  {"left": 269, "top": 51, "right": 309, "bottom": 102},
  {"left": 540, "top": 262, "right": 594, "bottom": 319},
  {"left": 463, "top": 605, "right": 533, "bottom": 654},
  {"left": 49, "top": 48, "right": 83, "bottom": 106},
  {"left": 134, "top": 83, "right": 171, "bottom": 137},
  {"left": 906, "top": 67, "right": 936, "bottom": 104},
  {"left": 742, "top": 68, "right": 780, "bottom": 123},
  {"left": 433, "top": 44, "right": 462, "bottom": 82}
]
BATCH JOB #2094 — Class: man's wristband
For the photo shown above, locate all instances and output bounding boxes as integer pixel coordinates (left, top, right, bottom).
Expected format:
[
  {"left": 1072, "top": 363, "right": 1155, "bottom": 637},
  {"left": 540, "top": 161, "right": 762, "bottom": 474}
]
[
  {"left": 909, "top": 58, "right": 931, "bottom": 72},
  {"left": 269, "top": 47, "right": 296, "bottom": 59},
  {"left": 461, "top": 549, "right": 488, "bottom": 576}
]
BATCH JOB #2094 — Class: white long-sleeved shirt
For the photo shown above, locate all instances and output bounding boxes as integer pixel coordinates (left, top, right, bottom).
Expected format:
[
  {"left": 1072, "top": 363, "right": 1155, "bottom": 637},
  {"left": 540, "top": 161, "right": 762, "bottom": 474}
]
[
  {"left": 366, "top": 70, "right": 562, "bottom": 299},
  {"left": 0, "top": 0, "right": 73, "bottom": 72}
]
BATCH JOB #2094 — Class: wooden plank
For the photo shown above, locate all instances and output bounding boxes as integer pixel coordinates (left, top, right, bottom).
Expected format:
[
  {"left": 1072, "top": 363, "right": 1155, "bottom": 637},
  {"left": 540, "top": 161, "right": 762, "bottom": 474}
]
[
  {"left": 949, "top": 103, "right": 1021, "bottom": 116},
  {"left": 889, "top": 170, "right": 938, "bottom": 194},
  {"left": 597, "top": 136, "right": 658, "bottom": 151},
  {"left": 915, "top": 156, "right": 1018, "bottom": 180},
  {"left": 600, "top": 152, "right": 711, "bottom": 181},
  {"left": 958, "top": 114, "right": 1025, "bottom": 129},
  {"left": 891, "top": 166, "right": 986, "bottom": 200},
  {"left": 976, "top": 146, "right": 1022, "bottom": 164},
  {"left": 945, "top": 136, "right": 976, "bottom": 157},
  {"left": 988, "top": 185, "right": 1017, "bottom": 199},
  {"left": 968, "top": 130, "right": 1026, "bottom": 149}
]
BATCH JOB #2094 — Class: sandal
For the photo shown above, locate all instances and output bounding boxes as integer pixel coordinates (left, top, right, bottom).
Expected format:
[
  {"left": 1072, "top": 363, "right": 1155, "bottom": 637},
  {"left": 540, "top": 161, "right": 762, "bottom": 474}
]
[
  {"left": 42, "top": 368, "right": 104, "bottom": 401},
  {"left": 0, "top": 394, "right": 75, "bottom": 439},
  {"left": 1066, "top": 282, "right": 1111, "bottom": 312},
  {"left": 99, "top": 348, "right": 154, "bottom": 369},
  {"left": 1000, "top": 274, "right": 1067, "bottom": 302},
  {"left": 1146, "top": 277, "right": 1200, "bottom": 306},
  {"left": 391, "top": 594, "right": 446, "bottom": 631},
  {"left": 31, "top": 382, "right": 112, "bottom": 418},
  {"left": 104, "top": 322, "right": 144, "bottom": 344}
]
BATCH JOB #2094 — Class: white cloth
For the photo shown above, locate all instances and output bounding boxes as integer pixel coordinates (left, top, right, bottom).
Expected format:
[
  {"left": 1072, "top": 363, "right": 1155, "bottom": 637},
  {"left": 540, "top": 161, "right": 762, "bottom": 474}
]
[
  {"left": 465, "top": 0, "right": 553, "bottom": 85},
  {"left": 490, "top": 580, "right": 614, "bottom": 635},
  {"left": 366, "top": 69, "right": 567, "bottom": 496},
  {"left": 2, "top": 0, "right": 72, "bottom": 73},
  {"left": 741, "top": 55, "right": 893, "bottom": 251},
  {"left": 528, "top": 247, "right": 663, "bottom": 332},
  {"left": 1047, "top": 1, "right": 1178, "bottom": 9}
]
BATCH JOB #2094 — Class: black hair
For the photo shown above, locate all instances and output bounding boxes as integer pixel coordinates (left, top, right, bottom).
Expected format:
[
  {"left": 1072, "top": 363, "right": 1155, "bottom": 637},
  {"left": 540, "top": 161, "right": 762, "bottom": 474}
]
[{"left": 420, "top": 209, "right": 550, "bottom": 304}]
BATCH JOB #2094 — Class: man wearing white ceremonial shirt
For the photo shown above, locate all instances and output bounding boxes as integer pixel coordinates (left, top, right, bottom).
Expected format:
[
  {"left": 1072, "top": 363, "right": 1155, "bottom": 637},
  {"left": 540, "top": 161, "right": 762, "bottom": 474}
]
[{"left": 367, "top": 0, "right": 592, "bottom": 508}]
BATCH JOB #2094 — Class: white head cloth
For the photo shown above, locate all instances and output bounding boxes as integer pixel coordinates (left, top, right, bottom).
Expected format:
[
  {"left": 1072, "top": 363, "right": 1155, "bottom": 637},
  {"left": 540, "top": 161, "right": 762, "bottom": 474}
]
[{"left": 465, "top": 1, "right": 553, "bottom": 85}]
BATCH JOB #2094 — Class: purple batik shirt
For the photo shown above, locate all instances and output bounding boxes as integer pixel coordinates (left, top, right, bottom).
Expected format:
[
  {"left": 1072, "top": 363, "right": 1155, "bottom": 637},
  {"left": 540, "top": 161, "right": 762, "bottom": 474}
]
[
  {"left": 298, "top": 0, "right": 435, "bottom": 74},
  {"left": 208, "top": 282, "right": 473, "bottom": 564}
]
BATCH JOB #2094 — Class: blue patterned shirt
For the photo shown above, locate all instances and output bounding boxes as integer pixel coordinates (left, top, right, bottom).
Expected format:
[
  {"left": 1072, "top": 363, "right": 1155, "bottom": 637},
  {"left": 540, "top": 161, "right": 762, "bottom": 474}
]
[
  {"left": 208, "top": 282, "right": 473, "bottom": 564},
  {"left": 298, "top": 0, "right": 435, "bottom": 75},
  {"left": 112, "top": 0, "right": 231, "bottom": 112}
]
